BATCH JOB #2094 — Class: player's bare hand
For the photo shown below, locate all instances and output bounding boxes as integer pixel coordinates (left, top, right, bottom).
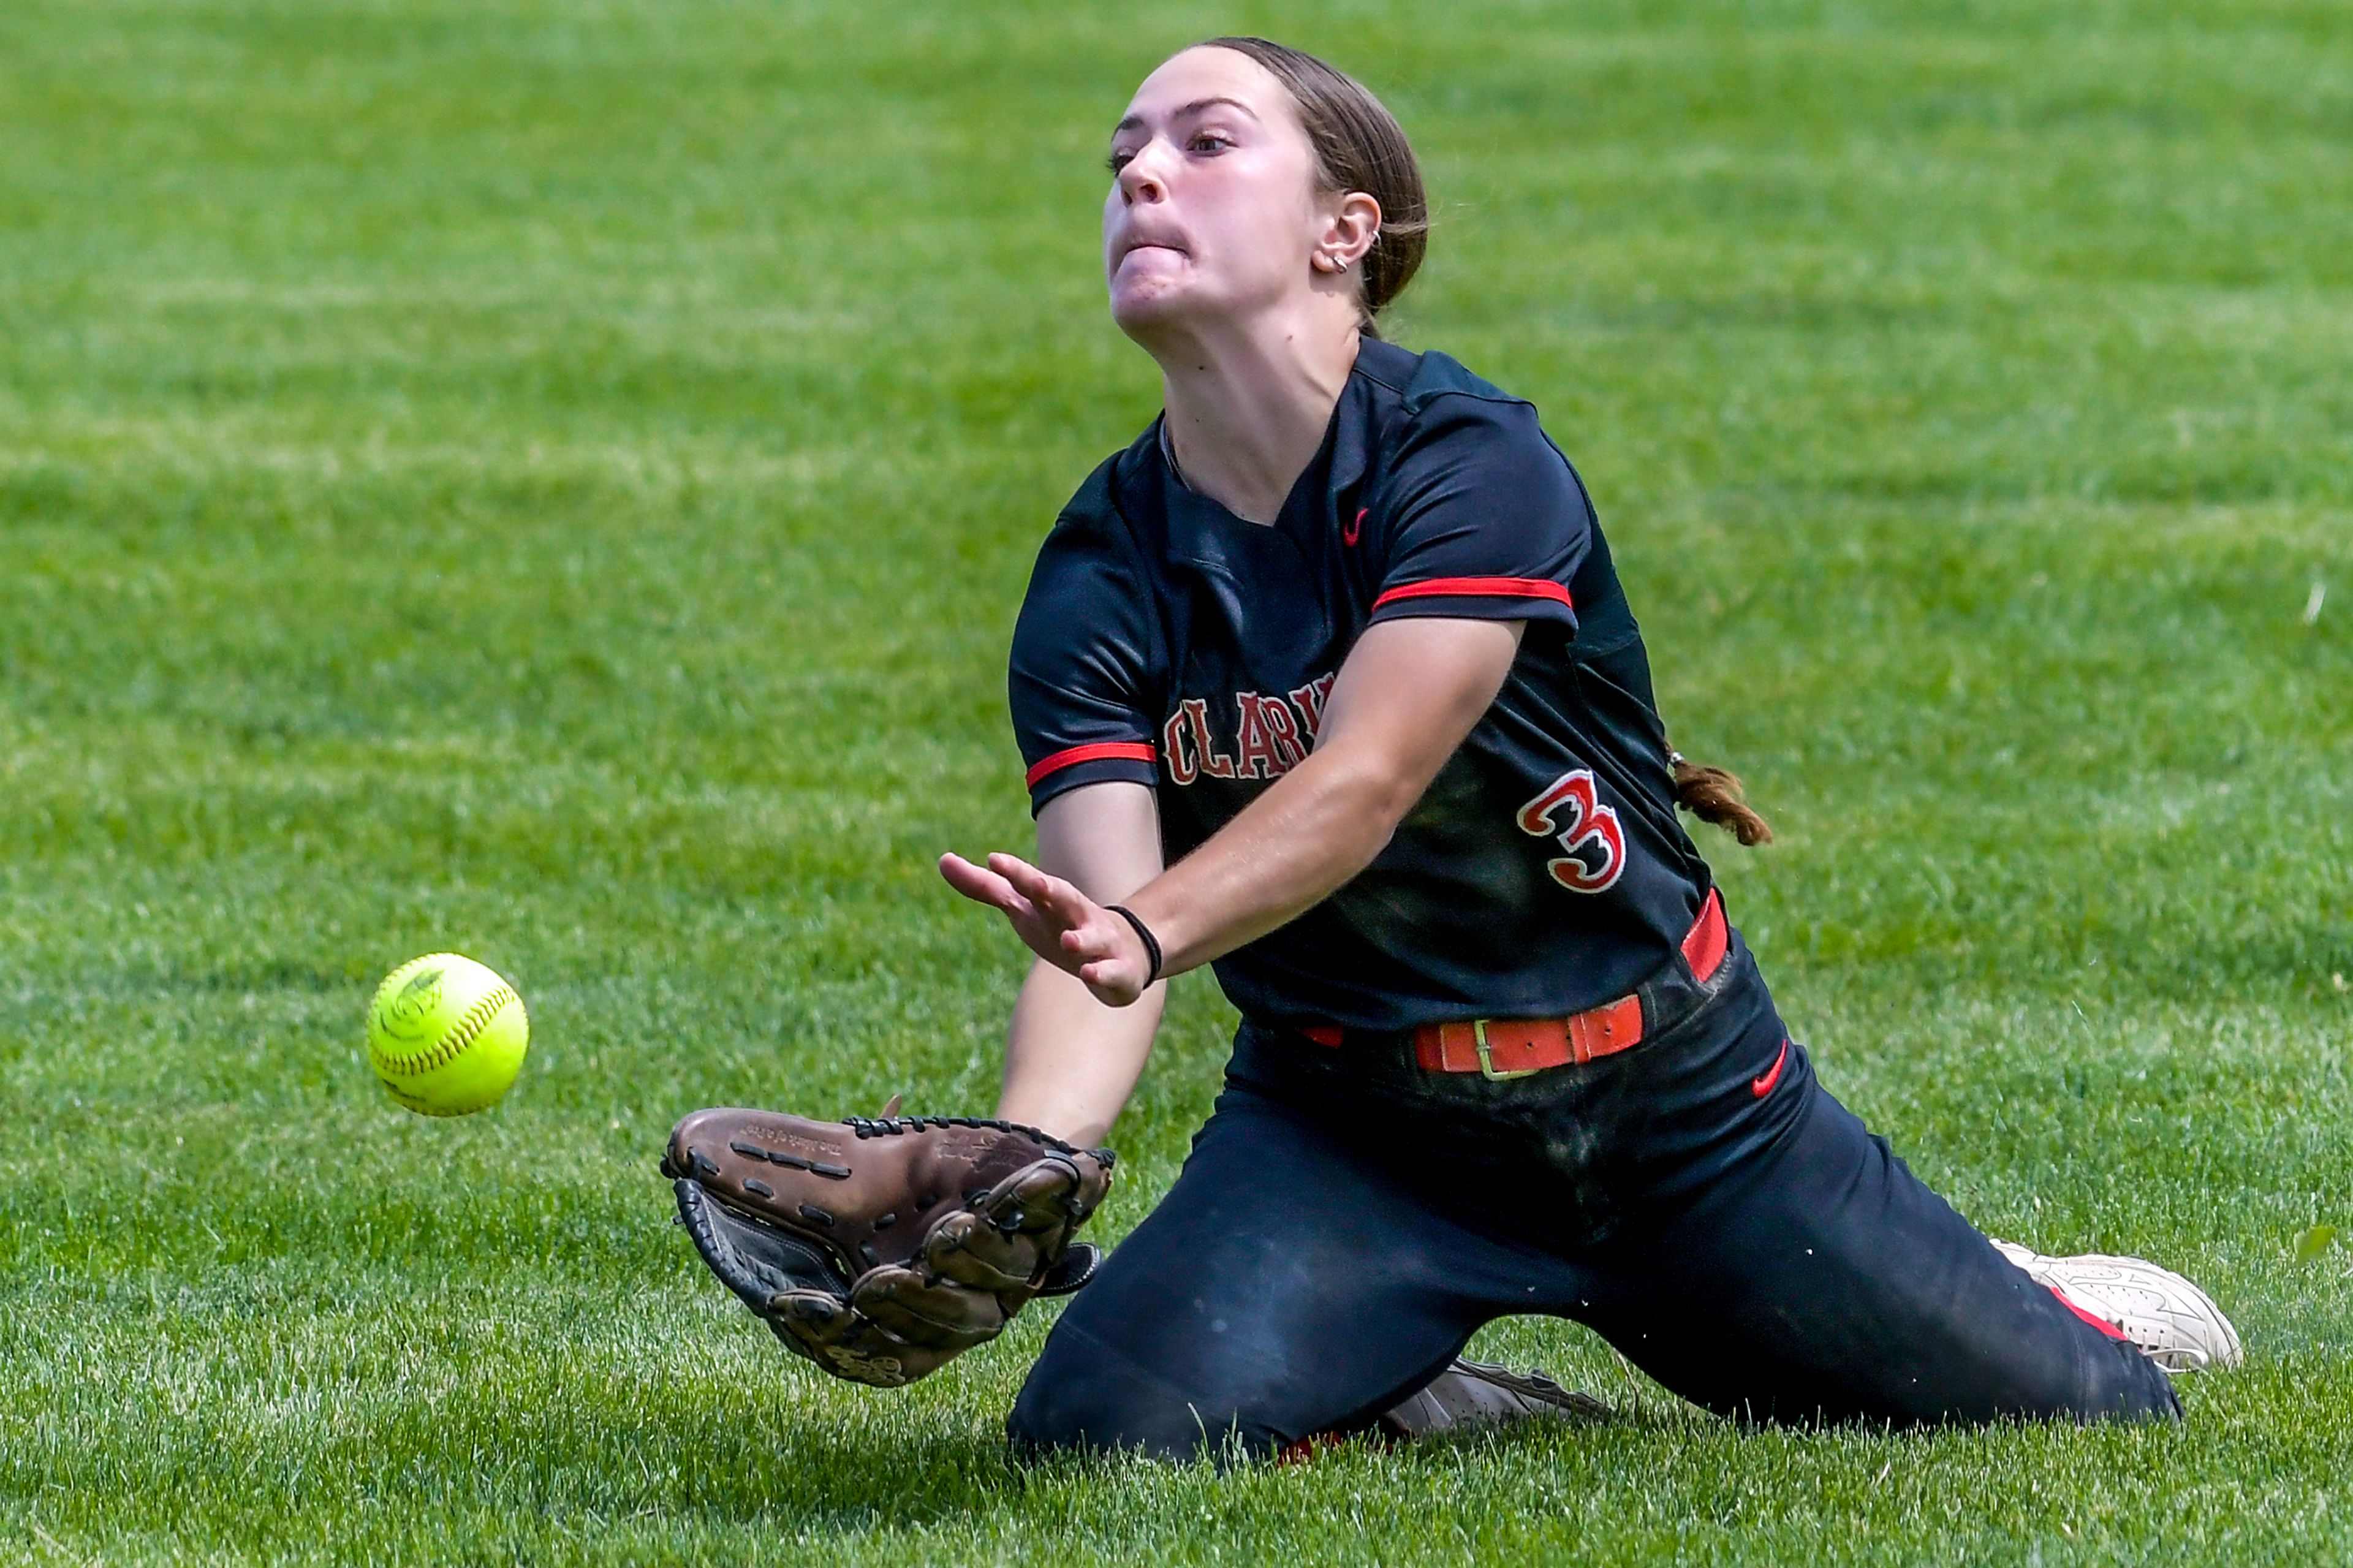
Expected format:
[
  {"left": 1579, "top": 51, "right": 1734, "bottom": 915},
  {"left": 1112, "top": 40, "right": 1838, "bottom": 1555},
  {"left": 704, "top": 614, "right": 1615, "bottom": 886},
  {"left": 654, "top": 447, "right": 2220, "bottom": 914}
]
[{"left": 939, "top": 851, "right": 1154, "bottom": 1006}]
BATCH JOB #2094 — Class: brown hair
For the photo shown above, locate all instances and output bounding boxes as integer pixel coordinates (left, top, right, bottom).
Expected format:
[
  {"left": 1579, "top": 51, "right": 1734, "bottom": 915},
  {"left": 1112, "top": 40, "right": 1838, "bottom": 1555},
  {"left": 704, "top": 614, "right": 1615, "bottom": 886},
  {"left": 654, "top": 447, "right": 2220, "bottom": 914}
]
[
  {"left": 1200, "top": 37, "right": 1429, "bottom": 332},
  {"left": 1669, "top": 749, "right": 1774, "bottom": 846}
]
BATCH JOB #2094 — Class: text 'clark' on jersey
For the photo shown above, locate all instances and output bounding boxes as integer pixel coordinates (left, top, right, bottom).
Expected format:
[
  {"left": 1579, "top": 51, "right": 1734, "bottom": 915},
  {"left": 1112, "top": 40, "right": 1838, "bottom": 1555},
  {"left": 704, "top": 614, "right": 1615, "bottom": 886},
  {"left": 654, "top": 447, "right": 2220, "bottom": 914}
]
[{"left": 1009, "top": 338, "right": 1716, "bottom": 1033}]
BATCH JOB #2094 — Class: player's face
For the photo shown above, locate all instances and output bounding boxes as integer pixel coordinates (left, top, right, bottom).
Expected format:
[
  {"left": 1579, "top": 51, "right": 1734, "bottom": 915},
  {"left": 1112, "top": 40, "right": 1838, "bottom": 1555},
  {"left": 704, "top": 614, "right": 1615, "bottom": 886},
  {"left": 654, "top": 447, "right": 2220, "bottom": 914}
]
[{"left": 1103, "top": 48, "right": 1332, "bottom": 338}]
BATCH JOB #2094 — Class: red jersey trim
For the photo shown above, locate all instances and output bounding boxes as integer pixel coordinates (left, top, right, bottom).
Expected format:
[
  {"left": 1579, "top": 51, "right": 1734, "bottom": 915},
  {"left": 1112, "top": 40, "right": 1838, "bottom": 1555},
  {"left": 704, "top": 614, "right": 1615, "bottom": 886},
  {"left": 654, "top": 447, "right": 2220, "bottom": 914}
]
[
  {"left": 1025, "top": 741, "right": 1157, "bottom": 789},
  {"left": 1371, "top": 577, "right": 1574, "bottom": 612}
]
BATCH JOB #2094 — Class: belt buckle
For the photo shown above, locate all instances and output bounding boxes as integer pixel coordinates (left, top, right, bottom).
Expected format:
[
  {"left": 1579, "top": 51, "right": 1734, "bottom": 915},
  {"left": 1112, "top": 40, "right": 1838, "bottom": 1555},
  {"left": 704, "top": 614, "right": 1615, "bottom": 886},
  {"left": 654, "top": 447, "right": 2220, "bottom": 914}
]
[{"left": 1472, "top": 1019, "right": 1539, "bottom": 1081}]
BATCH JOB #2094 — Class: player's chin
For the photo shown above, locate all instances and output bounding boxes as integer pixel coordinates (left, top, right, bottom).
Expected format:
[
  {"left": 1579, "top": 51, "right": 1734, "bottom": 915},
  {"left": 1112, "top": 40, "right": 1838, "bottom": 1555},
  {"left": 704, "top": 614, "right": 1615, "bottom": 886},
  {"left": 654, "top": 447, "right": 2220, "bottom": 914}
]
[{"left": 1108, "top": 269, "right": 1207, "bottom": 335}]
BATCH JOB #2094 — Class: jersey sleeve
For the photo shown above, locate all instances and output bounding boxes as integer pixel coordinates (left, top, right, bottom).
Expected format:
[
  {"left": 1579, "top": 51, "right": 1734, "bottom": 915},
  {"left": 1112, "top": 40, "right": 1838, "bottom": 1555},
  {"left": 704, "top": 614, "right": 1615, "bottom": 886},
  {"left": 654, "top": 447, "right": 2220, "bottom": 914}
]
[
  {"left": 1366, "top": 393, "right": 1593, "bottom": 634},
  {"left": 1008, "top": 510, "right": 1162, "bottom": 816}
]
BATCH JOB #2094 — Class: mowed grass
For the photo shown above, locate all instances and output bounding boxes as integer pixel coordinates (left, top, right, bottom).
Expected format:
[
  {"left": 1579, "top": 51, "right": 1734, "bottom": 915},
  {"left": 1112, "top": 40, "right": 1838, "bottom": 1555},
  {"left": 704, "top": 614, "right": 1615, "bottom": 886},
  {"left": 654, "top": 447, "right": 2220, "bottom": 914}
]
[{"left": 2, "top": 0, "right": 2350, "bottom": 1560}]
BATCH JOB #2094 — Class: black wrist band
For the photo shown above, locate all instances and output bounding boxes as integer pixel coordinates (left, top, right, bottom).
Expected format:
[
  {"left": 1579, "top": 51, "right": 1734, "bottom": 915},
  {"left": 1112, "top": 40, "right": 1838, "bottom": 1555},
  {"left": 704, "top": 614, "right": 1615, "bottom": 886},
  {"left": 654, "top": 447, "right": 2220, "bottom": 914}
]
[{"left": 1105, "top": 905, "right": 1163, "bottom": 988}]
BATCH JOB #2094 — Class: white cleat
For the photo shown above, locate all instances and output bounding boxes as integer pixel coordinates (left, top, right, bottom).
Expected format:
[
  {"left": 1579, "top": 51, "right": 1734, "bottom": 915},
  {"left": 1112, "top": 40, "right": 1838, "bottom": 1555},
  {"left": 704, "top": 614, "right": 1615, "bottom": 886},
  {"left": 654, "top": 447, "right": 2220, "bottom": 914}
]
[
  {"left": 1990, "top": 1239, "right": 2243, "bottom": 1373},
  {"left": 1377, "top": 1357, "right": 1612, "bottom": 1441}
]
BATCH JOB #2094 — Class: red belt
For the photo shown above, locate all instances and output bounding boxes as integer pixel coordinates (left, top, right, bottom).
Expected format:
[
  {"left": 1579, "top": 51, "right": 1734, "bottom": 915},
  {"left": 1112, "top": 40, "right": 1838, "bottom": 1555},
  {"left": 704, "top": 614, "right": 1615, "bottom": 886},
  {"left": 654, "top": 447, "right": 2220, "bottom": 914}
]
[{"left": 1302, "top": 889, "right": 1729, "bottom": 1080}]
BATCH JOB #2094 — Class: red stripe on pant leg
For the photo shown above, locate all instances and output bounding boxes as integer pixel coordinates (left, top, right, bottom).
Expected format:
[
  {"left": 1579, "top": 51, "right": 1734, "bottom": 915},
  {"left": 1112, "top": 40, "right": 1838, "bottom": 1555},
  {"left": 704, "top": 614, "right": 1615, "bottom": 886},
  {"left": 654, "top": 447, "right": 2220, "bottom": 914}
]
[
  {"left": 1278, "top": 1431, "right": 1351, "bottom": 1464},
  {"left": 2050, "top": 1286, "right": 2131, "bottom": 1340}
]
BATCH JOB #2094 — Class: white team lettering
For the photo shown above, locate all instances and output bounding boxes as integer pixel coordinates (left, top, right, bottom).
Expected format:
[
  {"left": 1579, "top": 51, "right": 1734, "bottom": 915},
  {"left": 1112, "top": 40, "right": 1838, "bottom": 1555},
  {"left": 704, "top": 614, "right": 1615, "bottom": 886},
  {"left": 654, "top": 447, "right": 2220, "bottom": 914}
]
[
  {"left": 1256, "top": 694, "right": 1306, "bottom": 770},
  {"left": 1233, "top": 694, "right": 1285, "bottom": 779},
  {"left": 1182, "top": 697, "right": 1237, "bottom": 779},
  {"left": 1287, "top": 674, "right": 1335, "bottom": 742},
  {"left": 1161, "top": 707, "right": 1200, "bottom": 786},
  {"left": 1161, "top": 680, "right": 1333, "bottom": 787}
]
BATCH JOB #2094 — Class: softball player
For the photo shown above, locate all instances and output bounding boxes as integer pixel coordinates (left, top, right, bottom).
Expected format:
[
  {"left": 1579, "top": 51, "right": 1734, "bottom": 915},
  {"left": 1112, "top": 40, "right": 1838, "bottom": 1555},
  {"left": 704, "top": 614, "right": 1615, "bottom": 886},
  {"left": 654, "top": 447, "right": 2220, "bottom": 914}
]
[{"left": 939, "top": 37, "right": 2237, "bottom": 1459}]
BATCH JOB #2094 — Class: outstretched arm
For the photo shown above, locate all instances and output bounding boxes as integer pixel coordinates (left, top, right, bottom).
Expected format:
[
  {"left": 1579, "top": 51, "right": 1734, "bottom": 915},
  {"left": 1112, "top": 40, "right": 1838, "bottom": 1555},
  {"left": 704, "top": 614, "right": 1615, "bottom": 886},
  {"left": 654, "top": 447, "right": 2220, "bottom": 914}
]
[
  {"left": 944, "top": 615, "right": 1523, "bottom": 1011},
  {"left": 987, "top": 779, "right": 1166, "bottom": 1145}
]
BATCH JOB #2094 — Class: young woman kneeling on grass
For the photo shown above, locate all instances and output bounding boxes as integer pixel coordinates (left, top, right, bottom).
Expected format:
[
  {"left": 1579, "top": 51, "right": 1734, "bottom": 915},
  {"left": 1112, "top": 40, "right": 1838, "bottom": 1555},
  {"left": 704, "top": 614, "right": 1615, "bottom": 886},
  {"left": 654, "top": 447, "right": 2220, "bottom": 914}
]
[{"left": 940, "top": 37, "right": 2238, "bottom": 1460}]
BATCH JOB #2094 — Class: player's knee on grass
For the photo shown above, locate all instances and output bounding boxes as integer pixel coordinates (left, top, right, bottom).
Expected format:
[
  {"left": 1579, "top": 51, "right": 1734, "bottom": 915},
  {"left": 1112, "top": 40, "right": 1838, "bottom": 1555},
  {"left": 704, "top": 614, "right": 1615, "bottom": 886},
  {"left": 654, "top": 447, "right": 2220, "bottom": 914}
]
[{"left": 1006, "top": 1320, "right": 1290, "bottom": 1463}]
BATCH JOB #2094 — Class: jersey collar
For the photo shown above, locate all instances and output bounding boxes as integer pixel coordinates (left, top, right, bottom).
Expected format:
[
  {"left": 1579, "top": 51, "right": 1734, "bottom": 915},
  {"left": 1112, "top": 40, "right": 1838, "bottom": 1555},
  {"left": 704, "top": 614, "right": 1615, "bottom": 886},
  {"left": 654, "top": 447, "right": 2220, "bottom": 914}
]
[
  {"left": 1328, "top": 335, "right": 1417, "bottom": 504},
  {"left": 1139, "top": 335, "right": 1410, "bottom": 566}
]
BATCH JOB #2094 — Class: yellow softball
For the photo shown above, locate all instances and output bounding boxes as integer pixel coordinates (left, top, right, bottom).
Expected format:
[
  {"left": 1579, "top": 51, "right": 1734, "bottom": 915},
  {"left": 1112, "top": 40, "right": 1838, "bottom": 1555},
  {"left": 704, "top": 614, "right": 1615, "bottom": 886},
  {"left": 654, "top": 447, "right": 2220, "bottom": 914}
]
[{"left": 366, "top": 953, "right": 529, "bottom": 1116}]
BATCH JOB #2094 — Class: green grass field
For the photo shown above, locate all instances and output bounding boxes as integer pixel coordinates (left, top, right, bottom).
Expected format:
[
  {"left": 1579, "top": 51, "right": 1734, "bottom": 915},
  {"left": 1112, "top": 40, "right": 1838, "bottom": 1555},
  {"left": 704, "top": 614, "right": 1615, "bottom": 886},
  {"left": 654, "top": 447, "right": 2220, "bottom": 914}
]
[{"left": 3, "top": 0, "right": 2350, "bottom": 1560}]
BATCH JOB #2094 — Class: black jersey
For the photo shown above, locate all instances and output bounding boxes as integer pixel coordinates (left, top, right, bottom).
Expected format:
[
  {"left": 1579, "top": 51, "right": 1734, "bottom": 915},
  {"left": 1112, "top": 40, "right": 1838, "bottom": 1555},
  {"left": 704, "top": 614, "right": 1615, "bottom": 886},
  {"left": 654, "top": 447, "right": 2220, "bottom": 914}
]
[{"left": 1009, "top": 337, "right": 1716, "bottom": 1034}]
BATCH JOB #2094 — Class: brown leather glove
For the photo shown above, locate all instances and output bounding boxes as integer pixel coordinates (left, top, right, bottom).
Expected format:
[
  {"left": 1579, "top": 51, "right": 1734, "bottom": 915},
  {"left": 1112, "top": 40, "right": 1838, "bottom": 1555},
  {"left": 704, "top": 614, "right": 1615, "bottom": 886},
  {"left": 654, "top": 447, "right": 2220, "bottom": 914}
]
[{"left": 661, "top": 1108, "right": 1114, "bottom": 1387}]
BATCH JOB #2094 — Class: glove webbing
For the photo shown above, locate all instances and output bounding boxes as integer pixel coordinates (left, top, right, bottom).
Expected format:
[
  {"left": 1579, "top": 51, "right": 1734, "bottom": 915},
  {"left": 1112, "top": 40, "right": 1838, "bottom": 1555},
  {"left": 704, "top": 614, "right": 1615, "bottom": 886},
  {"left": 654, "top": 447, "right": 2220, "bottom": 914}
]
[{"left": 839, "top": 1113, "right": 1117, "bottom": 1172}]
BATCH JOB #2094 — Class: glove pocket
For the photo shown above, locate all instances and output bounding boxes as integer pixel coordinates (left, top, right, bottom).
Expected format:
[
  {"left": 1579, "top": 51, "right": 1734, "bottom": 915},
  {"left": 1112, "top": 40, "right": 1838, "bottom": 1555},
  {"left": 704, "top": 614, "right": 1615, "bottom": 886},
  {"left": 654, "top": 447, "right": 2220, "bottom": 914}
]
[{"left": 674, "top": 1178, "right": 855, "bottom": 1308}]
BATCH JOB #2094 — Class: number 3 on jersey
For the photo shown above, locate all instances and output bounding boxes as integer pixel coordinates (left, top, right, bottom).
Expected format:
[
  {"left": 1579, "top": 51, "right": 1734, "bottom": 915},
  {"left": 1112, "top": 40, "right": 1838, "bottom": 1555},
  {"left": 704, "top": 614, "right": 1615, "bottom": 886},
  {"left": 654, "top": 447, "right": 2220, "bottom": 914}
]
[{"left": 1517, "top": 769, "right": 1625, "bottom": 893}]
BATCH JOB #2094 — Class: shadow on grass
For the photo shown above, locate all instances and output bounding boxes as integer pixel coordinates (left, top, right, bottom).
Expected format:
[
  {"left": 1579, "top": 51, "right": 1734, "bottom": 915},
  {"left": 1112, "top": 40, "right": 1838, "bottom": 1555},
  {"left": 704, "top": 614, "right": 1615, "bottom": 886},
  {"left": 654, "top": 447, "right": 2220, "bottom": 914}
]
[{"left": 669, "top": 1426, "right": 1025, "bottom": 1535}]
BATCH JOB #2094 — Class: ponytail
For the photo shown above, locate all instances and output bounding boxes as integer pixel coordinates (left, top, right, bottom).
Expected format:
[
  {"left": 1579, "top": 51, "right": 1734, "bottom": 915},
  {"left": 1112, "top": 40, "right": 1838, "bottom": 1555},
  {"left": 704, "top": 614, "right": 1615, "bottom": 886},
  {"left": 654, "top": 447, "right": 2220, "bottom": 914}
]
[{"left": 1669, "top": 749, "right": 1773, "bottom": 847}]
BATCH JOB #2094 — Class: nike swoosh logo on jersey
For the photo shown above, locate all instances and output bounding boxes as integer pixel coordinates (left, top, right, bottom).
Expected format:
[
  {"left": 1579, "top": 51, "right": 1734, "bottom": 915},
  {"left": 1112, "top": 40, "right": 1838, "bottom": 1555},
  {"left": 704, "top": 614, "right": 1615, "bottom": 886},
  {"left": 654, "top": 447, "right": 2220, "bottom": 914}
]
[
  {"left": 1751, "top": 1039, "right": 1790, "bottom": 1098},
  {"left": 1344, "top": 507, "right": 1365, "bottom": 545}
]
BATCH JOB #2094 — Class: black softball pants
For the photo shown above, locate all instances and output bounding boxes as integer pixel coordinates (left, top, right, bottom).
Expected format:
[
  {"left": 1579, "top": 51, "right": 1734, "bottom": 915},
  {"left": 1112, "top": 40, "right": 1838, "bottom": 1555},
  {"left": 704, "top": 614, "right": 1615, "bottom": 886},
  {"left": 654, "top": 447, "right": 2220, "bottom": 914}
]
[{"left": 1008, "top": 937, "right": 2178, "bottom": 1460}]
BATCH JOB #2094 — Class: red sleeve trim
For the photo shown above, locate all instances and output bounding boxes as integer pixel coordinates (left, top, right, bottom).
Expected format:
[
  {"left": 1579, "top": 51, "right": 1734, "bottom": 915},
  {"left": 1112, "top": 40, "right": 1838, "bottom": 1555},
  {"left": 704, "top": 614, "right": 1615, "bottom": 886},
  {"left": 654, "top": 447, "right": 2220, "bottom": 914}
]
[
  {"left": 1024, "top": 741, "right": 1158, "bottom": 789},
  {"left": 1371, "top": 577, "right": 1574, "bottom": 611}
]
